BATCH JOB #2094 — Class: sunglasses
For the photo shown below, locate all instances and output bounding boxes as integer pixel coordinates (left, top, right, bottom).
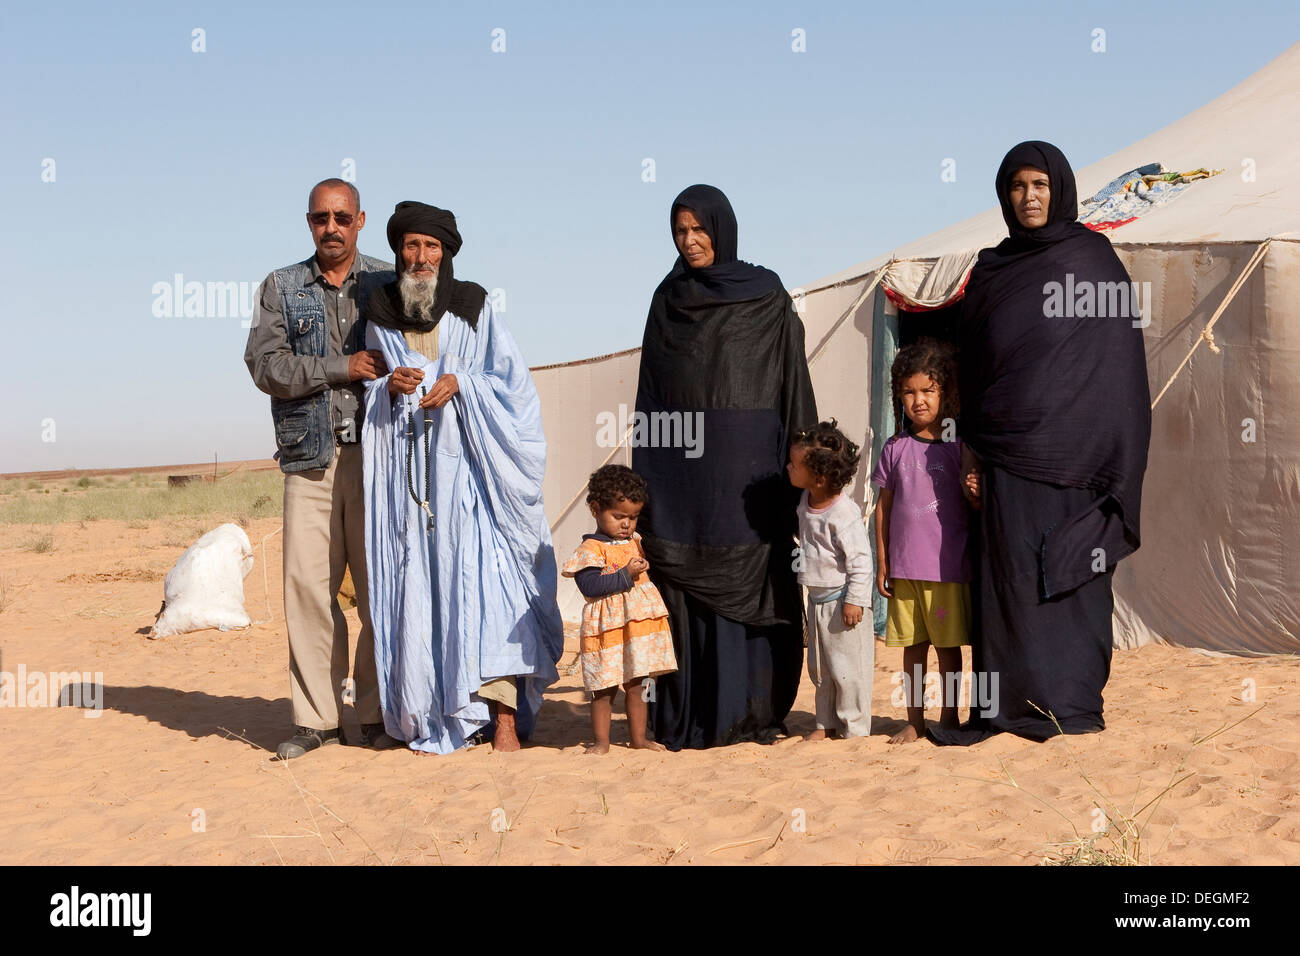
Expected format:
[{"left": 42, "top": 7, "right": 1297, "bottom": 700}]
[{"left": 307, "top": 211, "right": 357, "bottom": 227}]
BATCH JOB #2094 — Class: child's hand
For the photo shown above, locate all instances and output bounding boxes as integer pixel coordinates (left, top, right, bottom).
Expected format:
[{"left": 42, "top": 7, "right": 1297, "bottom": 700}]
[
  {"left": 961, "top": 444, "right": 982, "bottom": 510},
  {"left": 627, "top": 556, "right": 649, "bottom": 576},
  {"left": 963, "top": 468, "right": 982, "bottom": 510},
  {"left": 842, "top": 602, "right": 863, "bottom": 629},
  {"left": 876, "top": 566, "right": 893, "bottom": 599}
]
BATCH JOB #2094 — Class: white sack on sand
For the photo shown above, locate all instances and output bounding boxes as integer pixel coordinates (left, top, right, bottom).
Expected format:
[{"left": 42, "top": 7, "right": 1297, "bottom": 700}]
[{"left": 150, "top": 523, "right": 254, "bottom": 638}]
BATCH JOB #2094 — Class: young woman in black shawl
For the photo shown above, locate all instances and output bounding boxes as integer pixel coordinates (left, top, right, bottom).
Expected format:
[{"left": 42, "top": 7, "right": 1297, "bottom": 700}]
[
  {"left": 634, "top": 184, "right": 818, "bottom": 750},
  {"left": 939, "top": 142, "right": 1151, "bottom": 744}
]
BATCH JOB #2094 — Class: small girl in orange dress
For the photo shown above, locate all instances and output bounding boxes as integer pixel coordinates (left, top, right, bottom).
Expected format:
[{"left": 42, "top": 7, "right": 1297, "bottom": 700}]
[{"left": 562, "top": 464, "right": 677, "bottom": 754}]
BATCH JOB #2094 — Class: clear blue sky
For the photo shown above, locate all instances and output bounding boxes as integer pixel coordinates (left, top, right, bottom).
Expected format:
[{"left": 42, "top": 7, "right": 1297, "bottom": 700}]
[{"left": 3, "top": 0, "right": 1296, "bottom": 472}]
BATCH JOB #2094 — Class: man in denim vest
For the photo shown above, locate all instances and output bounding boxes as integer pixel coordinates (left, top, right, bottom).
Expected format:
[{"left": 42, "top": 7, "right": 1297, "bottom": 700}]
[{"left": 244, "top": 179, "right": 399, "bottom": 759}]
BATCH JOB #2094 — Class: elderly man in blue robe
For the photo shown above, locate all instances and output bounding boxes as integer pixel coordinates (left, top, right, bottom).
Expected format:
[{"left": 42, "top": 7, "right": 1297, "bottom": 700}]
[{"left": 360, "top": 200, "right": 563, "bottom": 753}]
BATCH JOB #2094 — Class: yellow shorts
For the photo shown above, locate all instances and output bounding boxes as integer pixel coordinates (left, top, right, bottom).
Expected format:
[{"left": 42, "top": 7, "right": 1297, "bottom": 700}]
[{"left": 885, "top": 579, "right": 971, "bottom": 648}]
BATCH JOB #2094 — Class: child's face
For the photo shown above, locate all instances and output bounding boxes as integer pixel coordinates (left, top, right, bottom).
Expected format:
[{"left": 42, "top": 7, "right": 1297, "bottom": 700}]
[
  {"left": 786, "top": 445, "right": 822, "bottom": 491},
  {"left": 591, "top": 496, "right": 643, "bottom": 540},
  {"left": 900, "top": 372, "right": 941, "bottom": 430}
]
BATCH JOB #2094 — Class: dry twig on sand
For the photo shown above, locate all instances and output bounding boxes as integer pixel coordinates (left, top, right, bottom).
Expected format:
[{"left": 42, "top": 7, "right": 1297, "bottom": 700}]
[{"left": 954, "top": 703, "right": 1265, "bottom": 866}]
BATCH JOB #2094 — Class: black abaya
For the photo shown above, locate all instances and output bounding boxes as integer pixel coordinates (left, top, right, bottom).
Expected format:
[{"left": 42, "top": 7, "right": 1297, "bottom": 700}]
[
  {"left": 936, "top": 142, "right": 1150, "bottom": 744},
  {"left": 974, "top": 466, "right": 1115, "bottom": 738},
  {"left": 636, "top": 184, "right": 818, "bottom": 750}
]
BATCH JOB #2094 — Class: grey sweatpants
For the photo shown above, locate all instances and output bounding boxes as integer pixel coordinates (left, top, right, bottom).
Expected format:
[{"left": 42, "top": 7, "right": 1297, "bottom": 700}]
[{"left": 806, "top": 586, "right": 874, "bottom": 737}]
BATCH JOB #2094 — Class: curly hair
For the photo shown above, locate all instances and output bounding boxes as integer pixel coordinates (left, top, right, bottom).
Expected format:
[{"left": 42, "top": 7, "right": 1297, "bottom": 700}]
[
  {"left": 585, "top": 464, "right": 649, "bottom": 511},
  {"left": 790, "top": 419, "right": 860, "bottom": 493},
  {"left": 890, "top": 337, "right": 959, "bottom": 425}
]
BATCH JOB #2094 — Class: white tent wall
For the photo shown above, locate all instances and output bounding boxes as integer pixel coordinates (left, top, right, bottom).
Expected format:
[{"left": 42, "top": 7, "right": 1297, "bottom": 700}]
[
  {"left": 798, "top": 275, "right": 877, "bottom": 513},
  {"left": 534, "top": 348, "right": 638, "bottom": 622},
  {"left": 1112, "top": 239, "right": 1300, "bottom": 654}
]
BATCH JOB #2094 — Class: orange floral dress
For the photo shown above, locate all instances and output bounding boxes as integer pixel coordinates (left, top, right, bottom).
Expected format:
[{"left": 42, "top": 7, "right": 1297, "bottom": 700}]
[{"left": 561, "top": 532, "right": 677, "bottom": 692}]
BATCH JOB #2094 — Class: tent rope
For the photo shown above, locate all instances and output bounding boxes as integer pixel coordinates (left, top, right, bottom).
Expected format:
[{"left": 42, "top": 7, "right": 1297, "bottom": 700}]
[
  {"left": 547, "top": 267, "right": 891, "bottom": 534},
  {"left": 550, "top": 434, "right": 628, "bottom": 532},
  {"left": 807, "top": 264, "right": 891, "bottom": 367},
  {"left": 1151, "top": 239, "right": 1271, "bottom": 410}
]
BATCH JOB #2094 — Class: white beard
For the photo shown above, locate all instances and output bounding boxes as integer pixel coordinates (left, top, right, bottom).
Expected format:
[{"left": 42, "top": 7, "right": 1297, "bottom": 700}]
[{"left": 399, "top": 270, "right": 439, "bottom": 322}]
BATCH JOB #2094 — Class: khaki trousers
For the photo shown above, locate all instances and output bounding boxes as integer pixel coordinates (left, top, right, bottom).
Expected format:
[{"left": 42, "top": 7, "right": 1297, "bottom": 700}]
[{"left": 282, "top": 443, "right": 380, "bottom": 730}]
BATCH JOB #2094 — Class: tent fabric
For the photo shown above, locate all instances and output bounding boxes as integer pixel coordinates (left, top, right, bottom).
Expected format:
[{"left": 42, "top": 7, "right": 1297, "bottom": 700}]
[
  {"left": 879, "top": 250, "right": 978, "bottom": 311},
  {"left": 536, "top": 42, "right": 1300, "bottom": 655},
  {"left": 1079, "top": 165, "right": 1223, "bottom": 232}
]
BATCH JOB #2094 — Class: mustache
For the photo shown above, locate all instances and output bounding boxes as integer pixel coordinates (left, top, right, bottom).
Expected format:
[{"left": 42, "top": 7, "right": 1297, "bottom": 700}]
[{"left": 322, "top": 232, "right": 344, "bottom": 244}]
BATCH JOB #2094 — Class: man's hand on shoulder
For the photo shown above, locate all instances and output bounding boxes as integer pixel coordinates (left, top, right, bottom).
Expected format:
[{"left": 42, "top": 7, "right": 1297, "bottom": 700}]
[
  {"left": 419, "top": 373, "right": 459, "bottom": 409},
  {"left": 349, "top": 349, "right": 388, "bottom": 381}
]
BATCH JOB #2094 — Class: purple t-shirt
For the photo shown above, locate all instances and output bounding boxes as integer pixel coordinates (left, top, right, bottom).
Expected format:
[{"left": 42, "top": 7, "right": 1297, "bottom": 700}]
[{"left": 870, "top": 432, "right": 970, "bottom": 583}]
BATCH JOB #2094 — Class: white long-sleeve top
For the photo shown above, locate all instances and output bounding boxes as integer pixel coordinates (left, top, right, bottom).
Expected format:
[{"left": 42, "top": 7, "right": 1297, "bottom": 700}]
[{"left": 796, "top": 491, "right": 874, "bottom": 608}]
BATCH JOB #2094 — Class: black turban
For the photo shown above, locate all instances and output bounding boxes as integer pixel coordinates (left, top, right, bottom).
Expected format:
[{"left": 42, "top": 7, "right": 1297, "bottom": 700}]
[
  {"left": 367, "top": 200, "right": 486, "bottom": 333},
  {"left": 386, "top": 200, "right": 463, "bottom": 259}
]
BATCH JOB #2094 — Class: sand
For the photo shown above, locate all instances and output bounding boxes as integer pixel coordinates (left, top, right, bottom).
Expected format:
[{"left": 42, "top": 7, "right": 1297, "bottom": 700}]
[{"left": 1, "top": 515, "right": 1297, "bottom": 866}]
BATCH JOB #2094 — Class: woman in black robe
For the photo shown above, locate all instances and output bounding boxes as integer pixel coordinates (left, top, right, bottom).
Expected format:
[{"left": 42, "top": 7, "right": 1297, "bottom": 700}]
[
  {"left": 635, "top": 184, "right": 818, "bottom": 750},
  {"left": 946, "top": 141, "right": 1151, "bottom": 742}
]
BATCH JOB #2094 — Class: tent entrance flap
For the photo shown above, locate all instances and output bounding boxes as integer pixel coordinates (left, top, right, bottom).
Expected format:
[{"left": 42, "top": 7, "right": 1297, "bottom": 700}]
[{"left": 880, "top": 250, "right": 978, "bottom": 312}]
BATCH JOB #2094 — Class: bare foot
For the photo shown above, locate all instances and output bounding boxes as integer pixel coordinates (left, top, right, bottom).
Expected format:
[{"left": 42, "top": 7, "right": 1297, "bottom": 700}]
[
  {"left": 584, "top": 742, "right": 610, "bottom": 755},
  {"left": 888, "top": 724, "right": 921, "bottom": 745},
  {"left": 630, "top": 739, "right": 666, "bottom": 751},
  {"left": 493, "top": 710, "right": 521, "bottom": 752},
  {"left": 804, "top": 729, "right": 830, "bottom": 741}
]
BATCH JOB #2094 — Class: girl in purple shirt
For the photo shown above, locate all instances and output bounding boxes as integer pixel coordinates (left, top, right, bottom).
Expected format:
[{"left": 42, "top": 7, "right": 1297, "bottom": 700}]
[{"left": 871, "top": 340, "right": 972, "bottom": 744}]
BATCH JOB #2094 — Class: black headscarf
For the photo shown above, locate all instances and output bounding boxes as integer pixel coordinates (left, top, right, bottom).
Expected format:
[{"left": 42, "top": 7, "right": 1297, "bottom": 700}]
[
  {"left": 365, "top": 200, "right": 486, "bottom": 333},
  {"left": 959, "top": 141, "right": 1151, "bottom": 594},
  {"left": 995, "top": 141, "right": 1085, "bottom": 245},
  {"left": 658, "top": 184, "right": 786, "bottom": 309},
  {"left": 634, "top": 184, "right": 817, "bottom": 626}
]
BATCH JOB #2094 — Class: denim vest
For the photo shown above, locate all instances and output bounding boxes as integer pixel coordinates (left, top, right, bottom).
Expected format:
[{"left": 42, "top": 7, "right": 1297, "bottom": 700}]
[{"left": 269, "top": 253, "right": 394, "bottom": 473}]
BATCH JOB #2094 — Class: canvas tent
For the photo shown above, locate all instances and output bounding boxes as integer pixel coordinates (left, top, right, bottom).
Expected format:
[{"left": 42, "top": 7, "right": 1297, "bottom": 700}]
[{"left": 533, "top": 42, "right": 1300, "bottom": 656}]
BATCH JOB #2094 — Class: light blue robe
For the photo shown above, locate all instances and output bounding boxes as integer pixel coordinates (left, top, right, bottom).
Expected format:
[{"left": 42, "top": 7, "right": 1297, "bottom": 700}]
[{"left": 362, "top": 301, "right": 563, "bottom": 753}]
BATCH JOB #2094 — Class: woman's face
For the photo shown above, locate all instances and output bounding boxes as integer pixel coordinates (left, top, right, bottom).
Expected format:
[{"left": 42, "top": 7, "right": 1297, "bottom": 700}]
[
  {"left": 1007, "top": 165, "right": 1051, "bottom": 229},
  {"left": 673, "top": 208, "right": 716, "bottom": 268}
]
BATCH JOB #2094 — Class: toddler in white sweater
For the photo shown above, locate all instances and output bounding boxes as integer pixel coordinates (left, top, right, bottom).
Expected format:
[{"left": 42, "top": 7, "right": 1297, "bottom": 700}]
[{"left": 787, "top": 419, "right": 874, "bottom": 739}]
